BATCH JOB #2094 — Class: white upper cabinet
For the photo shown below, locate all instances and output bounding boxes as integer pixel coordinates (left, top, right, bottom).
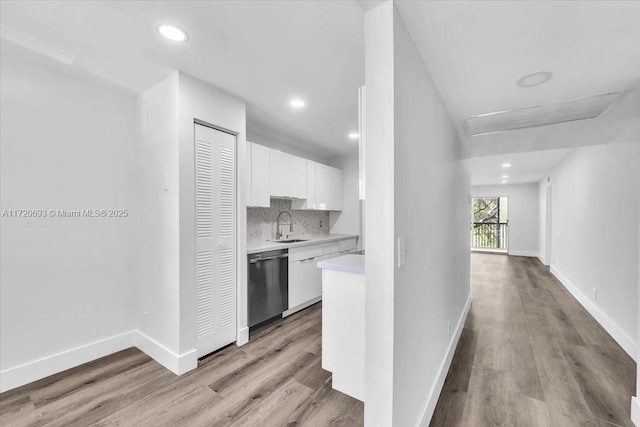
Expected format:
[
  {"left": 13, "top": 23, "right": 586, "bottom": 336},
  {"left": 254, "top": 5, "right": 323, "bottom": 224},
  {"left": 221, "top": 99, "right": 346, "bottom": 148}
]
[
  {"left": 316, "top": 162, "right": 342, "bottom": 211},
  {"left": 270, "top": 150, "right": 307, "bottom": 199},
  {"left": 249, "top": 143, "right": 343, "bottom": 211},
  {"left": 305, "top": 160, "right": 316, "bottom": 209},
  {"left": 248, "top": 142, "right": 270, "bottom": 207},
  {"left": 291, "top": 160, "right": 317, "bottom": 210}
]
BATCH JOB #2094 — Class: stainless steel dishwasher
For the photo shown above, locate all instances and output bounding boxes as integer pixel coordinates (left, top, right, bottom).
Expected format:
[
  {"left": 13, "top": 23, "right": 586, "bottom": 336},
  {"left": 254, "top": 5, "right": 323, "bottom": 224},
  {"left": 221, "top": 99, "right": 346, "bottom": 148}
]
[{"left": 248, "top": 249, "right": 288, "bottom": 329}]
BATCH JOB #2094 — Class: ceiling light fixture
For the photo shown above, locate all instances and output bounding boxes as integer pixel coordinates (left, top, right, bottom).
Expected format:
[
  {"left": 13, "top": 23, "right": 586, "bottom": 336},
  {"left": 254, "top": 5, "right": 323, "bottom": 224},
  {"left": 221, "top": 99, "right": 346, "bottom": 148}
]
[
  {"left": 502, "top": 163, "right": 512, "bottom": 168},
  {"left": 158, "top": 24, "right": 188, "bottom": 42},
  {"left": 502, "top": 175, "right": 509, "bottom": 179},
  {"left": 289, "top": 99, "right": 306, "bottom": 109},
  {"left": 516, "top": 71, "right": 553, "bottom": 88},
  {"left": 348, "top": 132, "right": 360, "bottom": 140},
  {"left": 501, "top": 180, "right": 508, "bottom": 184}
]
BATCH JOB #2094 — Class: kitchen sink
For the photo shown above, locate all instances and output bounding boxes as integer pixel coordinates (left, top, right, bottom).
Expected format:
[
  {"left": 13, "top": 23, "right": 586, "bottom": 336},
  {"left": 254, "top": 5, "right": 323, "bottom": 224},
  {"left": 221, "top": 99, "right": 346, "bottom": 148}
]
[{"left": 272, "top": 239, "right": 307, "bottom": 243}]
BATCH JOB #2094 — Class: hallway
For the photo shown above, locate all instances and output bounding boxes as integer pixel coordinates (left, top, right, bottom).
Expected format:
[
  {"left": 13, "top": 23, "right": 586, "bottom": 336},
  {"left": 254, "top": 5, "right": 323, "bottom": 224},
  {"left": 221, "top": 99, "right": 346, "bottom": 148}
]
[{"left": 431, "top": 253, "right": 636, "bottom": 426}]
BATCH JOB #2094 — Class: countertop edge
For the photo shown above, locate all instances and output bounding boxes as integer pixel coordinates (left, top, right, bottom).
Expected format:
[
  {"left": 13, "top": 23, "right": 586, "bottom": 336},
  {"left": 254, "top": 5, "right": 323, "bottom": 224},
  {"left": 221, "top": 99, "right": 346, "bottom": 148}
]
[
  {"left": 317, "top": 254, "right": 365, "bottom": 275},
  {"left": 246, "top": 234, "right": 359, "bottom": 254}
]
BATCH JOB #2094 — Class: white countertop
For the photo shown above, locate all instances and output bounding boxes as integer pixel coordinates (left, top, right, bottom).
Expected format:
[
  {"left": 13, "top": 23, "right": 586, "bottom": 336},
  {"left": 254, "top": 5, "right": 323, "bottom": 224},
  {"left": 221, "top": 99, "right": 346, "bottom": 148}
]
[
  {"left": 247, "top": 234, "right": 358, "bottom": 254},
  {"left": 317, "top": 254, "right": 365, "bottom": 275}
]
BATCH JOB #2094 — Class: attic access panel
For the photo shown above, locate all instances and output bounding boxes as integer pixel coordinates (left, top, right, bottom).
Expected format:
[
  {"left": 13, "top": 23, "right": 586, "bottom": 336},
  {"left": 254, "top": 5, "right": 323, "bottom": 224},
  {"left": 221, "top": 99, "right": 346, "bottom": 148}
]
[{"left": 463, "top": 90, "right": 631, "bottom": 136}]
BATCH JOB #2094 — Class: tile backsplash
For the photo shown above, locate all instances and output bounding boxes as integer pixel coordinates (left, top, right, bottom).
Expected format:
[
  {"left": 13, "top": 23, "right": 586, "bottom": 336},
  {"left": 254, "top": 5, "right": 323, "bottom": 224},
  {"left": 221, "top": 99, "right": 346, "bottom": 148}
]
[{"left": 247, "top": 198, "right": 329, "bottom": 241}]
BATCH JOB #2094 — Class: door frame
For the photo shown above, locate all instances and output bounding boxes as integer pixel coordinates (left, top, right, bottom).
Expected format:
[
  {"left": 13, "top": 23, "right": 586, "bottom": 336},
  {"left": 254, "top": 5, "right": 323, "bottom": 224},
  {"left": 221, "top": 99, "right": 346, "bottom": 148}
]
[
  {"left": 544, "top": 183, "right": 552, "bottom": 265},
  {"left": 470, "top": 195, "right": 510, "bottom": 252}
]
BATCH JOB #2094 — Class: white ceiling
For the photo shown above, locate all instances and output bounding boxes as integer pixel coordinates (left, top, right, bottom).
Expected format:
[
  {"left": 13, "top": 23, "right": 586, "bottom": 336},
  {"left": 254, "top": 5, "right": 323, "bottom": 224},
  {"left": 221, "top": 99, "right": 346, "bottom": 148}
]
[
  {"left": 1, "top": 1, "right": 637, "bottom": 179},
  {"left": 0, "top": 0, "right": 364, "bottom": 159},
  {"left": 466, "top": 148, "right": 575, "bottom": 187},
  {"left": 395, "top": 0, "right": 640, "bottom": 160}
]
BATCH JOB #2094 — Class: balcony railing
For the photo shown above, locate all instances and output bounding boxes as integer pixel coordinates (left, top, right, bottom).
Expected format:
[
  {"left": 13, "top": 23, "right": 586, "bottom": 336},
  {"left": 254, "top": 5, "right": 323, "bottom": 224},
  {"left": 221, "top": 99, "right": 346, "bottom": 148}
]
[{"left": 471, "top": 222, "right": 508, "bottom": 250}]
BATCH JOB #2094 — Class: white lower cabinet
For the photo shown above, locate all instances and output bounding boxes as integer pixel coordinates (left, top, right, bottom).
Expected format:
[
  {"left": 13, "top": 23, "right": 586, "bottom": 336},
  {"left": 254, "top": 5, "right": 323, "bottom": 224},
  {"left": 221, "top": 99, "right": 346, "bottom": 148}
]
[
  {"left": 285, "top": 238, "right": 358, "bottom": 316},
  {"left": 289, "top": 257, "right": 323, "bottom": 309}
]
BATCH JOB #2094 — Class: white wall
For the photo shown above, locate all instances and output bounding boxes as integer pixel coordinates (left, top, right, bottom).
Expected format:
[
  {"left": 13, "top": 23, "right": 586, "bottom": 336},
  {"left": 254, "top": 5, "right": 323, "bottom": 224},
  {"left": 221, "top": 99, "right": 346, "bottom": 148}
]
[
  {"left": 636, "top": 203, "right": 640, "bottom": 423},
  {"left": 0, "top": 52, "right": 137, "bottom": 391},
  {"left": 329, "top": 150, "right": 362, "bottom": 242},
  {"left": 471, "top": 183, "right": 539, "bottom": 257},
  {"left": 363, "top": 3, "right": 471, "bottom": 425},
  {"left": 550, "top": 142, "right": 639, "bottom": 359},
  {"left": 135, "top": 73, "right": 182, "bottom": 361},
  {"left": 246, "top": 131, "right": 330, "bottom": 165},
  {"left": 391, "top": 7, "right": 470, "bottom": 427},
  {"left": 538, "top": 178, "right": 549, "bottom": 263},
  {"left": 363, "top": 2, "right": 396, "bottom": 425},
  {"left": 177, "top": 72, "right": 248, "bottom": 353},
  {"left": 135, "top": 72, "right": 248, "bottom": 372}
]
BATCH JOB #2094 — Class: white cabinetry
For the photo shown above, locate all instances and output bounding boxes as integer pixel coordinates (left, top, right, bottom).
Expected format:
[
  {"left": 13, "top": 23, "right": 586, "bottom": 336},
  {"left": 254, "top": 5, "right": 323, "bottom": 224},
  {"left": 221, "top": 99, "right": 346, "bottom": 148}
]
[
  {"left": 285, "top": 238, "right": 357, "bottom": 316},
  {"left": 248, "top": 143, "right": 343, "bottom": 210},
  {"left": 321, "top": 265, "right": 365, "bottom": 401},
  {"left": 291, "top": 160, "right": 317, "bottom": 210},
  {"left": 315, "top": 163, "right": 343, "bottom": 211},
  {"left": 270, "top": 150, "right": 307, "bottom": 199},
  {"left": 247, "top": 142, "right": 270, "bottom": 207},
  {"left": 288, "top": 244, "right": 324, "bottom": 311}
]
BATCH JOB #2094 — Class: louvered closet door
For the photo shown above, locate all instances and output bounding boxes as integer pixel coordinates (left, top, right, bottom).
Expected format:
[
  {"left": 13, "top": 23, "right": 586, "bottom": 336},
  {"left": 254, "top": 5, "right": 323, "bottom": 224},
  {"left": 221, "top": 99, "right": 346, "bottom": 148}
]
[{"left": 195, "top": 123, "right": 236, "bottom": 357}]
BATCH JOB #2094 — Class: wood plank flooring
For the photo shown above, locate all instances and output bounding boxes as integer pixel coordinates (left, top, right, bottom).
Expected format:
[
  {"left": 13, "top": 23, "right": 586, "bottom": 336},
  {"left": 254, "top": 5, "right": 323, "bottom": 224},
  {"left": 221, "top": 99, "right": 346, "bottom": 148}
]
[
  {"left": 0, "top": 303, "right": 364, "bottom": 426},
  {"left": 431, "top": 253, "right": 636, "bottom": 427}
]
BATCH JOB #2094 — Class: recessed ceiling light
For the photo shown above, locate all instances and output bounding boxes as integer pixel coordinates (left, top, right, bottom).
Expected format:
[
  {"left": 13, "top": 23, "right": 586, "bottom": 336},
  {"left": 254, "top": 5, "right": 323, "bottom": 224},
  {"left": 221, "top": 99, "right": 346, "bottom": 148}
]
[
  {"left": 348, "top": 132, "right": 360, "bottom": 140},
  {"left": 289, "top": 99, "right": 306, "bottom": 109},
  {"left": 501, "top": 180, "right": 508, "bottom": 184},
  {"left": 158, "top": 24, "right": 188, "bottom": 42},
  {"left": 516, "top": 71, "right": 553, "bottom": 88},
  {"left": 502, "top": 163, "right": 512, "bottom": 168},
  {"left": 502, "top": 175, "right": 509, "bottom": 179}
]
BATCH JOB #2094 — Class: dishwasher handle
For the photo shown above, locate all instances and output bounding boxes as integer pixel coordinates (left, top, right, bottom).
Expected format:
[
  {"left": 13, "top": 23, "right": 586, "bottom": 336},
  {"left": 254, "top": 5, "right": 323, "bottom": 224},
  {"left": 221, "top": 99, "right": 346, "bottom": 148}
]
[{"left": 249, "top": 253, "right": 289, "bottom": 264}]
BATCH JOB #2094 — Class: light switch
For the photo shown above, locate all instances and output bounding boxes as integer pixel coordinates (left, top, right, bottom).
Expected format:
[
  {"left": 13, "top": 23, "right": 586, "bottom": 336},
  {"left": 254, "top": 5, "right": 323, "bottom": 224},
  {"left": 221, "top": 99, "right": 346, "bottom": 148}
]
[{"left": 398, "top": 236, "right": 406, "bottom": 268}]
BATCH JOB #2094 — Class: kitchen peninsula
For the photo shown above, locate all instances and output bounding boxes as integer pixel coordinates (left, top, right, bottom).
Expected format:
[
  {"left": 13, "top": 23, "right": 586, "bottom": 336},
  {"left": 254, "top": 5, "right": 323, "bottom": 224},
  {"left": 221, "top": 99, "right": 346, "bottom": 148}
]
[{"left": 317, "top": 252, "right": 365, "bottom": 401}]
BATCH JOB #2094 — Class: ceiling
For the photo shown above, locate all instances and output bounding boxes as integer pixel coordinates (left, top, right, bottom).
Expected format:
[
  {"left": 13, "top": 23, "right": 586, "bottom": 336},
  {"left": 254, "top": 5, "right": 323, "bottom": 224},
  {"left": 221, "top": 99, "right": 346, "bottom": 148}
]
[
  {"left": 395, "top": 0, "right": 640, "bottom": 160},
  {"left": 1, "top": 1, "right": 637, "bottom": 181},
  {"left": 0, "top": 0, "right": 364, "bottom": 159},
  {"left": 466, "top": 148, "right": 575, "bottom": 187}
]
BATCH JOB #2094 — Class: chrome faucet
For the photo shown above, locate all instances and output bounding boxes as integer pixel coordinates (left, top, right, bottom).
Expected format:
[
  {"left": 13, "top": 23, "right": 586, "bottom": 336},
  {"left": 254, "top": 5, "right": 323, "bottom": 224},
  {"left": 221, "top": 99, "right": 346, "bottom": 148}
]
[{"left": 276, "top": 211, "right": 293, "bottom": 240}]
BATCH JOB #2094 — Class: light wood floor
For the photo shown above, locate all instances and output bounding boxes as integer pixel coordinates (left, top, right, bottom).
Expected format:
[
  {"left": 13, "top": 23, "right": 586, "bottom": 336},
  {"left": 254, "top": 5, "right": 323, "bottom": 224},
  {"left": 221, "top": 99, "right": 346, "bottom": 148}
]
[
  {"left": 431, "top": 253, "right": 636, "bottom": 427},
  {"left": 0, "top": 303, "right": 364, "bottom": 426}
]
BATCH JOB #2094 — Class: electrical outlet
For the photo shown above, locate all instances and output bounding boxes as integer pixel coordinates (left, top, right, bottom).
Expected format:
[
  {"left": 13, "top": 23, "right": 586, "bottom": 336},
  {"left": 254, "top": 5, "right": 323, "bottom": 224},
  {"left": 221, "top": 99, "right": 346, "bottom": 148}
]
[
  {"left": 447, "top": 321, "right": 451, "bottom": 338},
  {"left": 593, "top": 288, "right": 597, "bottom": 300}
]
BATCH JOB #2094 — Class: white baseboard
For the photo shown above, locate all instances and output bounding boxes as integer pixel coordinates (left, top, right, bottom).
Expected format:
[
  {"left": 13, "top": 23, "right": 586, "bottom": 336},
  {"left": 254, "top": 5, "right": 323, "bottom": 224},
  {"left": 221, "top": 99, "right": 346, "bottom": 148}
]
[
  {"left": 419, "top": 294, "right": 473, "bottom": 426},
  {"left": 134, "top": 331, "right": 197, "bottom": 375},
  {"left": 0, "top": 330, "right": 135, "bottom": 393},
  {"left": 471, "top": 248, "right": 507, "bottom": 254},
  {"left": 536, "top": 254, "right": 546, "bottom": 265},
  {"left": 236, "top": 327, "right": 249, "bottom": 346},
  {"left": 632, "top": 396, "right": 640, "bottom": 426},
  {"left": 550, "top": 266, "right": 637, "bottom": 361},
  {"left": 508, "top": 250, "right": 539, "bottom": 257}
]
